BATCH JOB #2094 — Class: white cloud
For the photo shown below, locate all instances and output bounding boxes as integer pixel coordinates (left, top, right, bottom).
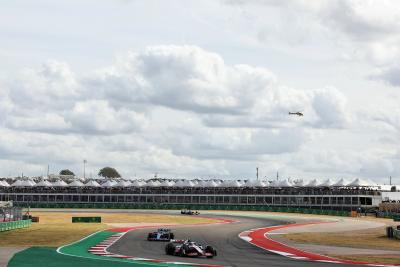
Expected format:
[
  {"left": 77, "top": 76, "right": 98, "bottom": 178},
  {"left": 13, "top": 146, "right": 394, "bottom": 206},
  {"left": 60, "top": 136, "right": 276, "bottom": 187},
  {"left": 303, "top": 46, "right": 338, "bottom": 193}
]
[
  {"left": 8, "top": 60, "right": 79, "bottom": 110},
  {"left": 371, "top": 64, "right": 400, "bottom": 87},
  {"left": 0, "top": 44, "right": 391, "bottom": 180},
  {"left": 66, "top": 100, "right": 148, "bottom": 135},
  {"left": 223, "top": 0, "right": 400, "bottom": 84},
  {"left": 89, "top": 45, "right": 277, "bottom": 114},
  {"left": 87, "top": 45, "right": 351, "bottom": 129}
]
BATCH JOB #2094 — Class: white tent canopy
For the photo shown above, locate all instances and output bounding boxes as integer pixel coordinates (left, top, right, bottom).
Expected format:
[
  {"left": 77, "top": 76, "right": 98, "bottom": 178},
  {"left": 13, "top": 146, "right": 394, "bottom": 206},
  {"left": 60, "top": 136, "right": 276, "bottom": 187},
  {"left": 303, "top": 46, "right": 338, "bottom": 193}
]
[
  {"left": 131, "top": 180, "right": 144, "bottom": 187},
  {"left": 116, "top": 180, "right": 132, "bottom": 187},
  {"left": 219, "top": 180, "right": 242, "bottom": 188},
  {"left": 319, "top": 178, "right": 334, "bottom": 187},
  {"left": 292, "top": 179, "right": 304, "bottom": 187},
  {"left": 101, "top": 180, "right": 117, "bottom": 188},
  {"left": 35, "top": 180, "right": 53, "bottom": 187},
  {"left": 11, "top": 180, "right": 23, "bottom": 187},
  {"left": 174, "top": 180, "right": 195, "bottom": 187},
  {"left": 204, "top": 180, "right": 219, "bottom": 188},
  {"left": 68, "top": 180, "right": 84, "bottom": 187},
  {"left": 0, "top": 180, "right": 10, "bottom": 187},
  {"left": 268, "top": 180, "right": 279, "bottom": 187},
  {"left": 279, "top": 179, "right": 293, "bottom": 187},
  {"left": 146, "top": 180, "right": 161, "bottom": 187},
  {"left": 11, "top": 180, "right": 34, "bottom": 187},
  {"left": 347, "top": 178, "right": 374, "bottom": 187},
  {"left": 305, "top": 179, "right": 320, "bottom": 187},
  {"left": 84, "top": 180, "right": 101, "bottom": 187},
  {"left": 160, "top": 180, "right": 174, "bottom": 187},
  {"left": 333, "top": 178, "right": 349, "bottom": 187},
  {"left": 244, "top": 179, "right": 265, "bottom": 187},
  {"left": 194, "top": 180, "right": 209, "bottom": 187},
  {"left": 52, "top": 180, "right": 68, "bottom": 187}
]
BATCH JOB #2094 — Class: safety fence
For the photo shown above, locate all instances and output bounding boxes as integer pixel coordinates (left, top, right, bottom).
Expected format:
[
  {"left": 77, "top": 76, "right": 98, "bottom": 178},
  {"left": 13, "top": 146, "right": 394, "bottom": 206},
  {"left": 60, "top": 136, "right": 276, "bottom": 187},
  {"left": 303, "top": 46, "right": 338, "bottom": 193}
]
[
  {"left": 16, "top": 202, "right": 350, "bottom": 216},
  {"left": 0, "top": 219, "right": 31, "bottom": 232},
  {"left": 0, "top": 207, "right": 23, "bottom": 222}
]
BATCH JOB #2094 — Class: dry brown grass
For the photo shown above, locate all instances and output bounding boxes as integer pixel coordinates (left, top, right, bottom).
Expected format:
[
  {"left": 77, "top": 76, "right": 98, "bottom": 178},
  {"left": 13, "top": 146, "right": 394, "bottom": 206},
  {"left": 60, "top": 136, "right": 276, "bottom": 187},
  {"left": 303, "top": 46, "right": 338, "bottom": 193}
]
[
  {"left": 28, "top": 212, "right": 216, "bottom": 225},
  {"left": 0, "top": 212, "right": 215, "bottom": 247},
  {"left": 284, "top": 227, "right": 400, "bottom": 250},
  {"left": 328, "top": 254, "right": 400, "bottom": 265},
  {"left": 0, "top": 223, "right": 107, "bottom": 247}
]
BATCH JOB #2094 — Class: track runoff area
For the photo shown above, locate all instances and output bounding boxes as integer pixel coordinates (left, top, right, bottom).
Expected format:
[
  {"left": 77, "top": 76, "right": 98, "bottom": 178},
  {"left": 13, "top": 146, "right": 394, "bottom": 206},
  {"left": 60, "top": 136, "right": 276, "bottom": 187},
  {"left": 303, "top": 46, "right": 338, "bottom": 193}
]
[{"left": 44, "top": 210, "right": 396, "bottom": 267}]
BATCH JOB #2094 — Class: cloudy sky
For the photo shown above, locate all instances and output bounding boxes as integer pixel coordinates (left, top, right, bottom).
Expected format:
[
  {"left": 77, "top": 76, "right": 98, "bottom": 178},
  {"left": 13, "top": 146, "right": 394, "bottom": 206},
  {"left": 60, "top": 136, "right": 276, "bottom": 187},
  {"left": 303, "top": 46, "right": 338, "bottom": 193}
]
[{"left": 1, "top": 0, "right": 400, "bottom": 182}]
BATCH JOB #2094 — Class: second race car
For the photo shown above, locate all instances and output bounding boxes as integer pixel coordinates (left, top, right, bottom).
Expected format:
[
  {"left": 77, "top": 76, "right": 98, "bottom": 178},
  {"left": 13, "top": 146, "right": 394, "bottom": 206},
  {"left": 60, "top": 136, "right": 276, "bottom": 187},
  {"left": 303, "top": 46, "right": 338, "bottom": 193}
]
[{"left": 147, "top": 228, "right": 175, "bottom": 241}]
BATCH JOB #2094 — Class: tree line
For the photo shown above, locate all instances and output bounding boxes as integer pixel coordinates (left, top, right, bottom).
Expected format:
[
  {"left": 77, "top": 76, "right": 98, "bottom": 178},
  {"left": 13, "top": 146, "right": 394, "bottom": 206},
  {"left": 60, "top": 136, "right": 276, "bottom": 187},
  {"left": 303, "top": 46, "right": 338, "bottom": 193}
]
[{"left": 59, "top": 167, "right": 121, "bottom": 178}]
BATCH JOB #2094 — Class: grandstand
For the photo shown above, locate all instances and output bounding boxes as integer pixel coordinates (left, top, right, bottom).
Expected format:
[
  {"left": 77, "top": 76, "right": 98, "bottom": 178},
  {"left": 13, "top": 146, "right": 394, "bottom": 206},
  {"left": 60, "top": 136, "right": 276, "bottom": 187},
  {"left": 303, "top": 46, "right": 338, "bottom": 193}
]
[{"left": 0, "top": 177, "right": 386, "bottom": 211}]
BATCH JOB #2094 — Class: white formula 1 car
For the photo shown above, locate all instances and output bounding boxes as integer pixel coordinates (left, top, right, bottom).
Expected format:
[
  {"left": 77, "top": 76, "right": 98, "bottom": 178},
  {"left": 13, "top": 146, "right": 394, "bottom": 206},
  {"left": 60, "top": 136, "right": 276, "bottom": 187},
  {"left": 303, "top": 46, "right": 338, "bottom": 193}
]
[{"left": 165, "top": 240, "right": 217, "bottom": 258}]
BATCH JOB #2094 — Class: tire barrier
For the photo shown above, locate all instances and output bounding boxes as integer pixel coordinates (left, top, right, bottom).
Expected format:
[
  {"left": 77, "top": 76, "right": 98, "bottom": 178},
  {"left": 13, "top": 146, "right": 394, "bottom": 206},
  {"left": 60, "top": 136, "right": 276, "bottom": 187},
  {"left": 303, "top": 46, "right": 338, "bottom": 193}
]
[
  {"left": 0, "top": 219, "right": 31, "bottom": 232},
  {"left": 17, "top": 202, "right": 350, "bottom": 217},
  {"left": 72, "top": 216, "right": 101, "bottom": 223}
]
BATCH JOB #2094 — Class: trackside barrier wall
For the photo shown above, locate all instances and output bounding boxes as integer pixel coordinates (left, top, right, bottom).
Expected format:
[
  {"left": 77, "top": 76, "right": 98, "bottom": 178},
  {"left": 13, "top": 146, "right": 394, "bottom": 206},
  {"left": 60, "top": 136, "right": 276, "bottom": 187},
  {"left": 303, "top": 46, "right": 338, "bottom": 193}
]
[
  {"left": 17, "top": 202, "right": 350, "bottom": 217},
  {"left": 0, "top": 219, "right": 31, "bottom": 232}
]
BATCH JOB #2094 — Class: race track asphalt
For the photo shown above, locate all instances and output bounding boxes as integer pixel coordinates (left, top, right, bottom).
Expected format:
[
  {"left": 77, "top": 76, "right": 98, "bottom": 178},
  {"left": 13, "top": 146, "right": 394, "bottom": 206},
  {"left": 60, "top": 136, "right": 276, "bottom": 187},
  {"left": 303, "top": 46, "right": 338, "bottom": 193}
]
[{"left": 107, "top": 213, "right": 358, "bottom": 267}]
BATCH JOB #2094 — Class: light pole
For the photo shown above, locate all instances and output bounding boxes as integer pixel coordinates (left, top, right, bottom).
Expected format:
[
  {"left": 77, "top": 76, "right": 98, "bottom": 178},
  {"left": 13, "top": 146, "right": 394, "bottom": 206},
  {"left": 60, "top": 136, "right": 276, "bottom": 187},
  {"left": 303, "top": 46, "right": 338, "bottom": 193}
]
[
  {"left": 256, "top": 167, "right": 259, "bottom": 181},
  {"left": 83, "top": 159, "right": 87, "bottom": 179}
]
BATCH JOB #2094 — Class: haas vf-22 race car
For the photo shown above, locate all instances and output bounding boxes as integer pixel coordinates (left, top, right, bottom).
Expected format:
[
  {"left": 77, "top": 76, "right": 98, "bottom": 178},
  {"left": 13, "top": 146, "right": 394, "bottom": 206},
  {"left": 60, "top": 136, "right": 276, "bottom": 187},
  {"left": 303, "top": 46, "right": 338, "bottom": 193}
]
[
  {"left": 165, "top": 240, "right": 217, "bottom": 258},
  {"left": 147, "top": 228, "right": 175, "bottom": 241}
]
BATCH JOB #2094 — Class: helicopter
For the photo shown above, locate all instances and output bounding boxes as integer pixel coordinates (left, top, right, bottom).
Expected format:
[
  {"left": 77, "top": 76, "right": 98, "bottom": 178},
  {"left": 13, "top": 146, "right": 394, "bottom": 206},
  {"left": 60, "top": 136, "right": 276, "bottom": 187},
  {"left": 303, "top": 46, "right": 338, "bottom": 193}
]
[{"left": 288, "top": 112, "right": 303, "bottom": 116}]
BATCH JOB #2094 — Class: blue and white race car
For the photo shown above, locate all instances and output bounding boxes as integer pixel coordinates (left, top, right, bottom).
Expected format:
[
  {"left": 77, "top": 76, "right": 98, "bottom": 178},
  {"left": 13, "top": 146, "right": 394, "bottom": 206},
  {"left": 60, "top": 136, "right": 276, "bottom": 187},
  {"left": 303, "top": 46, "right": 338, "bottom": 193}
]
[{"left": 147, "top": 228, "right": 175, "bottom": 241}]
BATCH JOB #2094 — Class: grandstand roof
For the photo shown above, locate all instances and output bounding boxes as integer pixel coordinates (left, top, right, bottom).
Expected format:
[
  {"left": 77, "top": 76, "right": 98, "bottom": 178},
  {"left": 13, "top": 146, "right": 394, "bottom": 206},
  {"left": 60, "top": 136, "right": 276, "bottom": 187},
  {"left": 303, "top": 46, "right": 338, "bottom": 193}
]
[
  {"left": 52, "top": 180, "right": 68, "bottom": 187},
  {"left": 319, "top": 178, "right": 334, "bottom": 187},
  {"left": 0, "top": 180, "right": 10, "bottom": 187},
  {"left": 101, "top": 180, "right": 117, "bottom": 187},
  {"left": 332, "top": 178, "right": 349, "bottom": 187},
  {"left": 116, "top": 180, "right": 132, "bottom": 187},
  {"left": 68, "top": 180, "right": 84, "bottom": 187},
  {"left": 244, "top": 179, "right": 265, "bottom": 187},
  {"left": 11, "top": 180, "right": 34, "bottom": 187},
  {"left": 35, "top": 180, "right": 53, "bottom": 187},
  {"left": 84, "top": 180, "right": 101, "bottom": 187},
  {"left": 2, "top": 177, "right": 381, "bottom": 188}
]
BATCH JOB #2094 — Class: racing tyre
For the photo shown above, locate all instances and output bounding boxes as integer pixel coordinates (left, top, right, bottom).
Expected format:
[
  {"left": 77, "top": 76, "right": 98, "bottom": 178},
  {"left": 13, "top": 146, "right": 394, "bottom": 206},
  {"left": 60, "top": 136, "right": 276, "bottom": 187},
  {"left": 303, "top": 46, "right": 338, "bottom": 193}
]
[
  {"left": 147, "top": 233, "right": 152, "bottom": 241},
  {"left": 205, "top": 245, "right": 216, "bottom": 258},
  {"left": 165, "top": 243, "right": 175, "bottom": 255},
  {"left": 169, "top": 233, "right": 175, "bottom": 240}
]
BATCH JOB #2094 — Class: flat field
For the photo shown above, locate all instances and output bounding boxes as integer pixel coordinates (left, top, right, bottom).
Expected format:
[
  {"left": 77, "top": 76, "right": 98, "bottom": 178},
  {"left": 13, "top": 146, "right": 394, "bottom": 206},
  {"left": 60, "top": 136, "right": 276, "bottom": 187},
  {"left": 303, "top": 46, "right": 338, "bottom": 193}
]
[{"left": 0, "top": 211, "right": 215, "bottom": 247}]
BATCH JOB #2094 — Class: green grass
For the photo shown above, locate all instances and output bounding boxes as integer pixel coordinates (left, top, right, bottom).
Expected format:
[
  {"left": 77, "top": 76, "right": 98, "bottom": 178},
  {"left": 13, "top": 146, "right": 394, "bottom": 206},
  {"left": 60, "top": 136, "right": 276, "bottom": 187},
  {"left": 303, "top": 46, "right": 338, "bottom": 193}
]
[
  {"left": 9, "top": 247, "right": 142, "bottom": 267},
  {"left": 9, "top": 247, "right": 195, "bottom": 267}
]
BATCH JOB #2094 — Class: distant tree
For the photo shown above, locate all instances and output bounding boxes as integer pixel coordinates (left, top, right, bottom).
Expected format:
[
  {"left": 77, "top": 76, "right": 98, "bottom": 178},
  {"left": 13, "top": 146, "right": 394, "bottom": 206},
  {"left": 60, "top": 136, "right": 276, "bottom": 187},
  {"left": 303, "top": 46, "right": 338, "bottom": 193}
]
[
  {"left": 59, "top": 169, "right": 75, "bottom": 176},
  {"left": 98, "top": 167, "right": 121, "bottom": 178}
]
